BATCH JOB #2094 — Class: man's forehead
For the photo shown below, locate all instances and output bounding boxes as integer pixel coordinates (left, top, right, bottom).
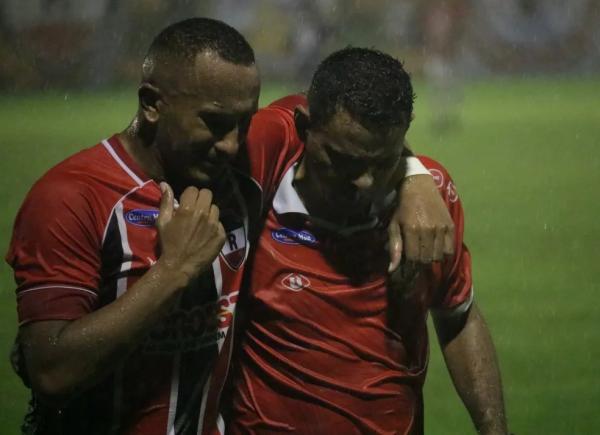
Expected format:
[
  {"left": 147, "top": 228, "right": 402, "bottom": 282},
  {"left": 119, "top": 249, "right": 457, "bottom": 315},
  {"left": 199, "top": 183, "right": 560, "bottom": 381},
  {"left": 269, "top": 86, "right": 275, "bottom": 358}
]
[
  {"left": 169, "top": 51, "right": 259, "bottom": 108},
  {"left": 195, "top": 51, "right": 258, "bottom": 89},
  {"left": 321, "top": 110, "right": 406, "bottom": 156}
]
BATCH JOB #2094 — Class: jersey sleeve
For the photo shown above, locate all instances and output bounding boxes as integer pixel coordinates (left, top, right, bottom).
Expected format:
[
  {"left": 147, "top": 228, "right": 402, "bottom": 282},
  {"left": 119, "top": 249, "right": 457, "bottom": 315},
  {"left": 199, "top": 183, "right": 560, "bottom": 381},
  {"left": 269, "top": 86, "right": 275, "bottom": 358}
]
[
  {"left": 418, "top": 156, "right": 473, "bottom": 314},
  {"left": 6, "top": 174, "right": 103, "bottom": 325},
  {"left": 242, "top": 95, "right": 306, "bottom": 204}
]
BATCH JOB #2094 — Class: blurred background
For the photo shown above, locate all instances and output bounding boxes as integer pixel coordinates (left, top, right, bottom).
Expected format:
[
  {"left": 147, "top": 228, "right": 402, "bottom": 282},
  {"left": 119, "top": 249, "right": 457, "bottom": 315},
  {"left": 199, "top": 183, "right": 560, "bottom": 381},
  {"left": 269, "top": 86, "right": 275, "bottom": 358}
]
[{"left": 1, "top": 1, "right": 599, "bottom": 433}]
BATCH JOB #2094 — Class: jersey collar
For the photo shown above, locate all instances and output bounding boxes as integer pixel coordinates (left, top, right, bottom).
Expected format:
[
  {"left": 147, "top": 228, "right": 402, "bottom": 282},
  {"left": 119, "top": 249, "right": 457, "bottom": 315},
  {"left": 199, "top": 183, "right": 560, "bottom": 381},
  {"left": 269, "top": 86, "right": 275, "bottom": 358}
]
[
  {"left": 272, "top": 164, "right": 396, "bottom": 237},
  {"left": 272, "top": 164, "right": 309, "bottom": 216},
  {"left": 104, "top": 134, "right": 151, "bottom": 185}
]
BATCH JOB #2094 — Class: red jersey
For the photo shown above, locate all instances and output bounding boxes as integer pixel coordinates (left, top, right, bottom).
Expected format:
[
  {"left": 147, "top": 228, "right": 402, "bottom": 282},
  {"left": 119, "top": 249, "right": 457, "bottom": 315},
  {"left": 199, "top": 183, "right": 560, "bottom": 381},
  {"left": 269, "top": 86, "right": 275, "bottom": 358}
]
[
  {"left": 228, "top": 97, "right": 473, "bottom": 434},
  {"left": 6, "top": 135, "right": 261, "bottom": 435}
]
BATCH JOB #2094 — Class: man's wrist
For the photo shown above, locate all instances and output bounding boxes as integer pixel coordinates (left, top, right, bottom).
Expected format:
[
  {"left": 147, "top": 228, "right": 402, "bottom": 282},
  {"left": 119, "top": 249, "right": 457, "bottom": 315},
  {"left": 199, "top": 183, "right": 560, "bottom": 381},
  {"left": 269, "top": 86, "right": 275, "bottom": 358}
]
[
  {"left": 153, "top": 259, "right": 191, "bottom": 291},
  {"left": 477, "top": 412, "right": 509, "bottom": 435}
]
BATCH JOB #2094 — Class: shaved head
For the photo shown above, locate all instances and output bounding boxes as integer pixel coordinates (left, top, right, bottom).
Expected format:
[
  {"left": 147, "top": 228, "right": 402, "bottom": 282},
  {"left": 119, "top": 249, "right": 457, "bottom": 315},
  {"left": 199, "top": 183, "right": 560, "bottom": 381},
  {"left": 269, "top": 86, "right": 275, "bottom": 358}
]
[{"left": 141, "top": 17, "right": 255, "bottom": 89}]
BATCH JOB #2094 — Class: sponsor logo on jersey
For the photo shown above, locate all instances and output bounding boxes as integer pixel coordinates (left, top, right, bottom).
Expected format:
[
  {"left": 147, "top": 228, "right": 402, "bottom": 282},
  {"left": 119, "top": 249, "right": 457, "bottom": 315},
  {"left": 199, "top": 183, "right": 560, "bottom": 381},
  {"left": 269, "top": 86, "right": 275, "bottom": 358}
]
[
  {"left": 141, "top": 291, "right": 239, "bottom": 354},
  {"left": 429, "top": 168, "right": 445, "bottom": 188},
  {"left": 281, "top": 273, "right": 311, "bottom": 291},
  {"left": 446, "top": 181, "right": 459, "bottom": 203},
  {"left": 428, "top": 168, "right": 458, "bottom": 202},
  {"left": 125, "top": 209, "right": 159, "bottom": 227},
  {"left": 271, "top": 227, "right": 317, "bottom": 246}
]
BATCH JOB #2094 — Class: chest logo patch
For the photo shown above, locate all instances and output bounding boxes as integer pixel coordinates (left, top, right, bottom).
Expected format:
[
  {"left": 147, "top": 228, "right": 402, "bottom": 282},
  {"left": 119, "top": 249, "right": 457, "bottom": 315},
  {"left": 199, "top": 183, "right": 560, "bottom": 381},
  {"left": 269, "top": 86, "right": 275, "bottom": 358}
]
[
  {"left": 125, "top": 209, "right": 159, "bottom": 227},
  {"left": 271, "top": 227, "right": 317, "bottom": 246},
  {"left": 220, "top": 226, "right": 247, "bottom": 270},
  {"left": 281, "top": 273, "right": 311, "bottom": 291}
]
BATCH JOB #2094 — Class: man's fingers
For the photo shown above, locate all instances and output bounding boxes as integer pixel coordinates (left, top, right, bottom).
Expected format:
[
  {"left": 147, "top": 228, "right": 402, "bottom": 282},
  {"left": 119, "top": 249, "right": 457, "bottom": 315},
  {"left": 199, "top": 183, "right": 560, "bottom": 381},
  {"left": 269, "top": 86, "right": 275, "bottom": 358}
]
[
  {"left": 432, "top": 227, "right": 446, "bottom": 261},
  {"left": 216, "top": 221, "right": 227, "bottom": 247},
  {"left": 196, "top": 188, "right": 214, "bottom": 210},
  {"left": 179, "top": 186, "right": 200, "bottom": 212},
  {"left": 189, "top": 188, "right": 213, "bottom": 224},
  {"left": 190, "top": 192, "right": 222, "bottom": 240},
  {"left": 387, "top": 222, "right": 403, "bottom": 273},
  {"left": 208, "top": 203, "right": 220, "bottom": 224},
  {"left": 418, "top": 228, "right": 435, "bottom": 263},
  {"left": 443, "top": 223, "right": 456, "bottom": 257},
  {"left": 157, "top": 182, "right": 174, "bottom": 227},
  {"left": 403, "top": 226, "right": 420, "bottom": 262}
]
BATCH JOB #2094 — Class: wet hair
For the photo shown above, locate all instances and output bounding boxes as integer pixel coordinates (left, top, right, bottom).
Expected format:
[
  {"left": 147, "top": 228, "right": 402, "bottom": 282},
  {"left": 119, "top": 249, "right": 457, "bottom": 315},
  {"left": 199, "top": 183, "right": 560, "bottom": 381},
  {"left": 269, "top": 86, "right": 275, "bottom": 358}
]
[
  {"left": 307, "top": 47, "right": 414, "bottom": 128},
  {"left": 143, "top": 17, "right": 255, "bottom": 79}
]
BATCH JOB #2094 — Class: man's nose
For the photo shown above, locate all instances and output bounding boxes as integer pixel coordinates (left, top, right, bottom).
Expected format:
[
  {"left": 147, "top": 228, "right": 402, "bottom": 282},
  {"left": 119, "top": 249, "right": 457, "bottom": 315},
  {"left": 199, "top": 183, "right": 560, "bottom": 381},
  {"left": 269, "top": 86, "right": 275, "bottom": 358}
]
[
  {"left": 214, "top": 127, "right": 240, "bottom": 159},
  {"left": 352, "top": 171, "right": 374, "bottom": 190}
]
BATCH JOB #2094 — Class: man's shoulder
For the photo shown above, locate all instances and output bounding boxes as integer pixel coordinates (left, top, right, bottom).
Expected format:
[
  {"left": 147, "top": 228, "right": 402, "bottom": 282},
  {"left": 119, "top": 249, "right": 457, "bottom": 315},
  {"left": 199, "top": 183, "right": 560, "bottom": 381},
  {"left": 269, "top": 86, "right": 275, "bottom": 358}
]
[
  {"left": 415, "top": 155, "right": 450, "bottom": 176},
  {"left": 242, "top": 95, "right": 305, "bottom": 199},
  {"left": 39, "top": 135, "right": 148, "bottom": 191},
  {"left": 29, "top": 142, "right": 108, "bottom": 196},
  {"left": 249, "top": 94, "right": 306, "bottom": 134},
  {"left": 21, "top": 137, "right": 142, "bottom": 219},
  {"left": 42, "top": 138, "right": 113, "bottom": 177},
  {"left": 266, "top": 94, "right": 307, "bottom": 112}
]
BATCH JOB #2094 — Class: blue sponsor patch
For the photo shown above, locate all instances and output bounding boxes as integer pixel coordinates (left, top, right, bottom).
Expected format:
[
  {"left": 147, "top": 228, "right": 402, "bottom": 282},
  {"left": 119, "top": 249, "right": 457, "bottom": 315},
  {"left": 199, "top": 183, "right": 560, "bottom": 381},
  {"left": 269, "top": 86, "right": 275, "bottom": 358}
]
[
  {"left": 271, "top": 228, "right": 317, "bottom": 245},
  {"left": 125, "top": 209, "right": 159, "bottom": 227}
]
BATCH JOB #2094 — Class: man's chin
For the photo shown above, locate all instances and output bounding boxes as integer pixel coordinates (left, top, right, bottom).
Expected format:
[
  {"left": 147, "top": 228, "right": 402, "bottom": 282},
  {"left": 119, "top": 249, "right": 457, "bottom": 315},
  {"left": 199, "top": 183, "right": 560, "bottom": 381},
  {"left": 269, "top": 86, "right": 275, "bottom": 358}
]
[
  {"left": 336, "top": 202, "right": 371, "bottom": 218},
  {"left": 318, "top": 204, "right": 371, "bottom": 225},
  {"left": 186, "top": 165, "right": 227, "bottom": 186}
]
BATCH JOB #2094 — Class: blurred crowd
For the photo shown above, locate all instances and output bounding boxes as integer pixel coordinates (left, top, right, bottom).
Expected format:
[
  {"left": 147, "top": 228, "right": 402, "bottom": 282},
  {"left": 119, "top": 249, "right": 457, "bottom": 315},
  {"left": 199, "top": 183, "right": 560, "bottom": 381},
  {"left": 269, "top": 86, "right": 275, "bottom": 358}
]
[{"left": 1, "top": 0, "right": 599, "bottom": 91}]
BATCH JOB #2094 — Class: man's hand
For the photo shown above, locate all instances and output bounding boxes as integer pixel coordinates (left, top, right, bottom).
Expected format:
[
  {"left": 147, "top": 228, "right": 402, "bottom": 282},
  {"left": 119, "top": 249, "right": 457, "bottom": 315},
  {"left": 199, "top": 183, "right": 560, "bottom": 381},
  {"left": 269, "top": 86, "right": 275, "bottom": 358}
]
[
  {"left": 388, "top": 174, "right": 455, "bottom": 271},
  {"left": 157, "top": 182, "right": 226, "bottom": 283}
]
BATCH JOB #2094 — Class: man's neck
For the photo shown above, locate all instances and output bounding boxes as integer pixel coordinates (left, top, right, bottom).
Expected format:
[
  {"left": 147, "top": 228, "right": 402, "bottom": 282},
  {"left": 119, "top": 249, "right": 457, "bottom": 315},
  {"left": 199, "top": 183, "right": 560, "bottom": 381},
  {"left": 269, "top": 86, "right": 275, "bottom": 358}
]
[
  {"left": 293, "top": 157, "right": 371, "bottom": 227},
  {"left": 118, "top": 119, "right": 165, "bottom": 182},
  {"left": 292, "top": 157, "right": 326, "bottom": 217}
]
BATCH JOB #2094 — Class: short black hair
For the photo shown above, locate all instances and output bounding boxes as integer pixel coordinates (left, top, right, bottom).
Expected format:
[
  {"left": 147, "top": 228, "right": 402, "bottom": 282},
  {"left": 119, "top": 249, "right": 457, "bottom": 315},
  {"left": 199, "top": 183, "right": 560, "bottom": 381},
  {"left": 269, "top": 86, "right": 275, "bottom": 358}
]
[
  {"left": 145, "top": 17, "right": 255, "bottom": 69},
  {"left": 308, "top": 47, "right": 415, "bottom": 129}
]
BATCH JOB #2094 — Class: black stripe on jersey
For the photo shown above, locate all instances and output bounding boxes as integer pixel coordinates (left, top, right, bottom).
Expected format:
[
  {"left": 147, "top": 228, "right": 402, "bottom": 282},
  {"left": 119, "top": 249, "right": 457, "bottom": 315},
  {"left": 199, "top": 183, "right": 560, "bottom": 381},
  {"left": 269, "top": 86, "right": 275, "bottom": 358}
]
[
  {"left": 98, "top": 211, "right": 125, "bottom": 434},
  {"left": 99, "top": 212, "right": 124, "bottom": 306},
  {"left": 232, "top": 169, "right": 263, "bottom": 240},
  {"left": 173, "top": 268, "right": 220, "bottom": 435}
]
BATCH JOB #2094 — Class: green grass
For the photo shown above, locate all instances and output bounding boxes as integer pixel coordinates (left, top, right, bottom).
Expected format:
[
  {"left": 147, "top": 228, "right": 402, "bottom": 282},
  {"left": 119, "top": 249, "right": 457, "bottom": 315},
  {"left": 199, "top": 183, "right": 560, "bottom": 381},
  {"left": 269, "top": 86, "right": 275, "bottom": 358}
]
[
  {"left": 1, "top": 78, "right": 599, "bottom": 434},
  {"left": 410, "top": 77, "right": 600, "bottom": 434}
]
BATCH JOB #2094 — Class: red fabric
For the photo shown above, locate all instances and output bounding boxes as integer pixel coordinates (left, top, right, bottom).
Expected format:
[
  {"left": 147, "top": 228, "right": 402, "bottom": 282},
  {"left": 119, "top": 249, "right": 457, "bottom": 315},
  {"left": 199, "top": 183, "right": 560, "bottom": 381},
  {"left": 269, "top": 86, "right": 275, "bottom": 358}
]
[{"left": 243, "top": 94, "right": 306, "bottom": 202}]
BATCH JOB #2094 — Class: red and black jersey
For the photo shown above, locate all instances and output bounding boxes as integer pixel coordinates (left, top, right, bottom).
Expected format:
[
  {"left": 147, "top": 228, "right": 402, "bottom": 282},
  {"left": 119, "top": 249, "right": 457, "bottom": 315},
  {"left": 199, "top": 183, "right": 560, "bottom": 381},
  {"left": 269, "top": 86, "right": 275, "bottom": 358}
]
[
  {"left": 7, "top": 135, "right": 260, "bottom": 435},
  {"left": 228, "top": 96, "right": 473, "bottom": 434}
]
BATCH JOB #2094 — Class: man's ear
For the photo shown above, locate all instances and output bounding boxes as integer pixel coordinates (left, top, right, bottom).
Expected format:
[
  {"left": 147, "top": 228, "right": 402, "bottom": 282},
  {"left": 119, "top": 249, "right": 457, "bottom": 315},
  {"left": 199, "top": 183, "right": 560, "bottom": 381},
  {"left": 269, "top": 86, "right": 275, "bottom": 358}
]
[
  {"left": 138, "top": 83, "right": 162, "bottom": 123},
  {"left": 294, "top": 105, "right": 310, "bottom": 142}
]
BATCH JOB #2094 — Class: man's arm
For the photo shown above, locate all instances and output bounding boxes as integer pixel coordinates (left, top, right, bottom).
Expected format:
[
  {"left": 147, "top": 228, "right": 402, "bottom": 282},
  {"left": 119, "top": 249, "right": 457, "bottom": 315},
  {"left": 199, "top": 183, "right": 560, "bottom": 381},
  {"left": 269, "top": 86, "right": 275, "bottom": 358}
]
[
  {"left": 19, "top": 184, "right": 225, "bottom": 405},
  {"left": 433, "top": 303, "right": 508, "bottom": 435},
  {"left": 388, "top": 152, "right": 455, "bottom": 270}
]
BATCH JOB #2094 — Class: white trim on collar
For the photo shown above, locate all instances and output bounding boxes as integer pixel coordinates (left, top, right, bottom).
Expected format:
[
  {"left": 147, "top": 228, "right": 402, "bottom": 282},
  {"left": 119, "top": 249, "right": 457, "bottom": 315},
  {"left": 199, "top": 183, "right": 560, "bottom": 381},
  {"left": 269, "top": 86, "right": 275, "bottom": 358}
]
[
  {"left": 271, "top": 163, "right": 399, "bottom": 237},
  {"left": 101, "top": 139, "right": 144, "bottom": 187},
  {"left": 272, "top": 164, "right": 308, "bottom": 216}
]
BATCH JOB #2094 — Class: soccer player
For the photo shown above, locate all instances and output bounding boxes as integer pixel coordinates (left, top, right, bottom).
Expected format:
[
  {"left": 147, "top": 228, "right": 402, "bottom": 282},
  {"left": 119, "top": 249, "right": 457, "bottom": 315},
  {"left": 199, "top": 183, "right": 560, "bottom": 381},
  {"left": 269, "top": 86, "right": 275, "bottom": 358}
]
[
  {"left": 6, "top": 19, "right": 454, "bottom": 435},
  {"left": 228, "top": 48, "right": 508, "bottom": 435}
]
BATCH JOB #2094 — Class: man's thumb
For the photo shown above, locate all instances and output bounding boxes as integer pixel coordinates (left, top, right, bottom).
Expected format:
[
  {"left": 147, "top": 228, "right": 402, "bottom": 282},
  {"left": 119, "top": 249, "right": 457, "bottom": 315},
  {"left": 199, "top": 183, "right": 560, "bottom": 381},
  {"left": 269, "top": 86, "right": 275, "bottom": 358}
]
[
  {"left": 388, "top": 222, "right": 403, "bottom": 273},
  {"left": 157, "top": 182, "right": 174, "bottom": 227}
]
